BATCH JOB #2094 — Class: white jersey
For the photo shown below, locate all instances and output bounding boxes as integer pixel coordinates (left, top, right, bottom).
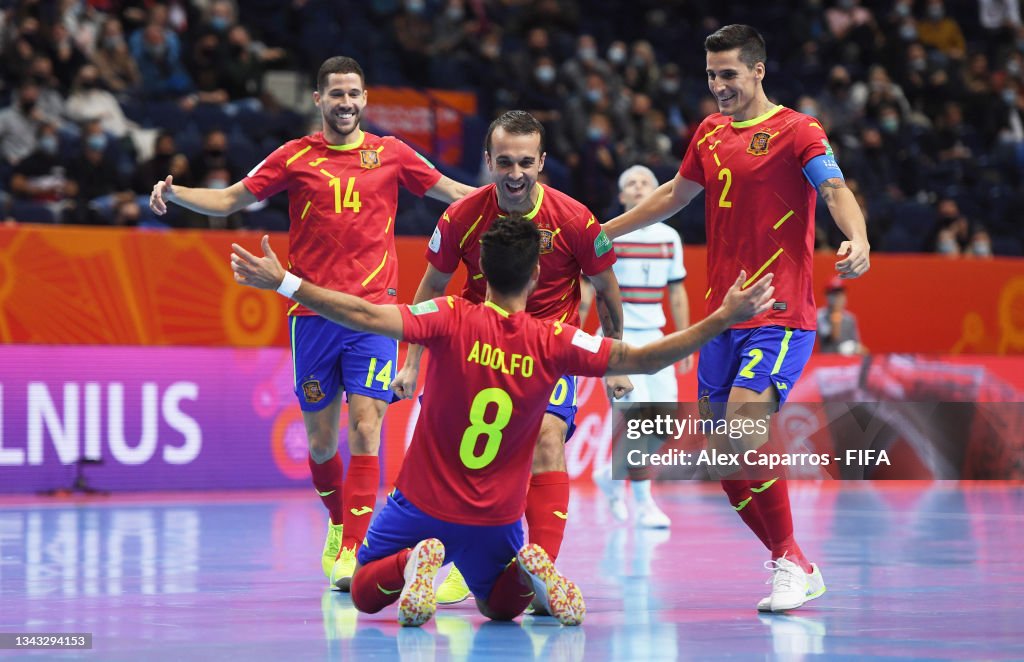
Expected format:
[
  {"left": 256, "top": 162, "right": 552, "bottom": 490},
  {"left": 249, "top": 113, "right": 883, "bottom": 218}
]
[{"left": 613, "top": 223, "right": 686, "bottom": 330}]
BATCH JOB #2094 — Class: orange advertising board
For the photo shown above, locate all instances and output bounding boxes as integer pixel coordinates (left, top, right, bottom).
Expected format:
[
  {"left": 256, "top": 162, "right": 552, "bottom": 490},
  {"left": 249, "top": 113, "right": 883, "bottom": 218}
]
[{"left": 0, "top": 224, "right": 1022, "bottom": 355}]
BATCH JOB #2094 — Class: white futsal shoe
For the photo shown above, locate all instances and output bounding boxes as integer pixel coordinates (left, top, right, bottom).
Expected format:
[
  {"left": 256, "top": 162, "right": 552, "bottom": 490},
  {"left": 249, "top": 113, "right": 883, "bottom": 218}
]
[{"left": 757, "top": 556, "right": 826, "bottom": 612}]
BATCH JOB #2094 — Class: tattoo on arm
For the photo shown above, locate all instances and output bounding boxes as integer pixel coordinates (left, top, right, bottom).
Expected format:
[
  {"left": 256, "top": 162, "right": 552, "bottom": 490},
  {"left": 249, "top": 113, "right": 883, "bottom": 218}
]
[
  {"left": 596, "top": 294, "right": 624, "bottom": 340},
  {"left": 607, "top": 340, "right": 633, "bottom": 373},
  {"left": 817, "top": 177, "right": 847, "bottom": 204}
]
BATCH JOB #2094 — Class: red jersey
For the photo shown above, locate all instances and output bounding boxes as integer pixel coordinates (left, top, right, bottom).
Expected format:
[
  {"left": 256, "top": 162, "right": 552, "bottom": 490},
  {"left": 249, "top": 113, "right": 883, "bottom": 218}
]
[
  {"left": 396, "top": 296, "right": 613, "bottom": 525},
  {"left": 244, "top": 130, "right": 441, "bottom": 313},
  {"left": 425, "top": 184, "right": 616, "bottom": 326},
  {"left": 679, "top": 106, "right": 830, "bottom": 330}
]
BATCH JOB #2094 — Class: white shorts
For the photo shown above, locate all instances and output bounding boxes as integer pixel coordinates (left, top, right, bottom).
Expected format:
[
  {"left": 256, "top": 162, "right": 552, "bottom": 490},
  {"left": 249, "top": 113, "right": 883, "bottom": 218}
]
[{"left": 620, "top": 327, "right": 679, "bottom": 403}]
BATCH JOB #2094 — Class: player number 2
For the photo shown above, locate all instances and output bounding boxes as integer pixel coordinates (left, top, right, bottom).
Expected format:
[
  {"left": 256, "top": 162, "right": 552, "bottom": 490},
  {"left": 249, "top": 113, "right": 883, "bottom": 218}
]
[
  {"left": 329, "top": 176, "right": 362, "bottom": 213},
  {"left": 459, "top": 387, "right": 513, "bottom": 470},
  {"left": 364, "top": 358, "right": 392, "bottom": 390},
  {"left": 739, "top": 349, "right": 763, "bottom": 378},
  {"left": 717, "top": 168, "right": 733, "bottom": 208}
]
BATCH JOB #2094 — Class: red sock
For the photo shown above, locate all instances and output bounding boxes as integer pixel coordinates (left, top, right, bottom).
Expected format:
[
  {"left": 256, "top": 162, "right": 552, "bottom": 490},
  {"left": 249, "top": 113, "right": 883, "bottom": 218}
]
[
  {"left": 525, "top": 471, "right": 569, "bottom": 561},
  {"left": 483, "top": 559, "right": 534, "bottom": 620},
  {"left": 350, "top": 548, "right": 410, "bottom": 614},
  {"left": 309, "top": 452, "right": 344, "bottom": 525},
  {"left": 721, "top": 479, "right": 772, "bottom": 550},
  {"left": 747, "top": 478, "right": 811, "bottom": 571},
  {"left": 342, "top": 455, "right": 379, "bottom": 551}
]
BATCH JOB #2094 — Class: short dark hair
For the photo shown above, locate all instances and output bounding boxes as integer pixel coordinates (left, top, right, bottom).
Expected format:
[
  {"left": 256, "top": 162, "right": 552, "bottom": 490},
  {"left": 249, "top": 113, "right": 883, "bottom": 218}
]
[
  {"left": 480, "top": 212, "right": 540, "bottom": 295},
  {"left": 704, "top": 24, "right": 766, "bottom": 70},
  {"left": 484, "top": 110, "right": 545, "bottom": 154},
  {"left": 317, "top": 56, "right": 365, "bottom": 92}
]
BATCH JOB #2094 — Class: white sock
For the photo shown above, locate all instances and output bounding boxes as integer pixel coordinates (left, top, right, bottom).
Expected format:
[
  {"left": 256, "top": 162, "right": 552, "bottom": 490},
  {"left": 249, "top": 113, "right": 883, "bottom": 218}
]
[{"left": 632, "top": 479, "right": 653, "bottom": 504}]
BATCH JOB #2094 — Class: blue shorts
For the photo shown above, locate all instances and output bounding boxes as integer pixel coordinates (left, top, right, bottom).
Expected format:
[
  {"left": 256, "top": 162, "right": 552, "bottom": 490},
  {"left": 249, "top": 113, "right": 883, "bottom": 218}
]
[
  {"left": 290, "top": 315, "right": 398, "bottom": 411},
  {"left": 546, "top": 375, "right": 579, "bottom": 441},
  {"left": 697, "top": 326, "right": 815, "bottom": 411},
  {"left": 357, "top": 489, "right": 524, "bottom": 599}
]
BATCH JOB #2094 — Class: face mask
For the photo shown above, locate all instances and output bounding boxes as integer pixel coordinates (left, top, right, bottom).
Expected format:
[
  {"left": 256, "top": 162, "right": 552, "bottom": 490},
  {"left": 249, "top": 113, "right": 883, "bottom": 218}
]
[
  {"left": 661, "top": 79, "right": 679, "bottom": 94},
  {"left": 937, "top": 237, "right": 958, "bottom": 254},
  {"left": 206, "top": 148, "right": 225, "bottom": 158},
  {"left": 207, "top": 179, "right": 228, "bottom": 189},
  {"left": 895, "top": 3, "right": 910, "bottom": 16},
  {"left": 535, "top": 66, "right": 555, "bottom": 84},
  {"left": 87, "top": 134, "right": 108, "bottom": 152},
  {"left": 20, "top": 99, "right": 37, "bottom": 113},
  {"left": 1008, "top": 60, "right": 1021, "bottom": 76},
  {"left": 80, "top": 78, "right": 98, "bottom": 90},
  {"left": 1003, "top": 89, "right": 1017, "bottom": 105},
  {"left": 38, "top": 135, "right": 58, "bottom": 155},
  {"left": 210, "top": 16, "right": 229, "bottom": 31},
  {"left": 608, "top": 47, "right": 626, "bottom": 64},
  {"left": 631, "top": 55, "right": 647, "bottom": 68},
  {"left": 881, "top": 116, "right": 900, "bottom": 133},
  {"left": 971, "top": 239, "right": 992, "bottom": 256},
  {"left": 900, "top": 24, "right": 918, "bottom": 41},
  {"left": 838, "top": 0, "right": 855, "bottom": 9},
  {"left": 800, "top": 105, "right": 817, "bottom": 116},
  {"left": 146, "top": 43, "right": 167, "bottom": 58},
  {"left": 446, "top": 6, "right": 464, "bottom": 21},
  {"left": 585, "top": 88, "right": 603, "bottom": 104},
  {"left": 586, "top": 125, "right": 606, "bottom": 142},
  {"left": 579, "top": 47, "right": 597, "bottom": 62},
  {"left": 927, "top": 6, "right": 944, "bottom": 20},
  {"left": 104, "top": 35, "right": 124, "bottom": 50},
  {"left": 910, "top": 58, "right": 927, "bottom": 72}
]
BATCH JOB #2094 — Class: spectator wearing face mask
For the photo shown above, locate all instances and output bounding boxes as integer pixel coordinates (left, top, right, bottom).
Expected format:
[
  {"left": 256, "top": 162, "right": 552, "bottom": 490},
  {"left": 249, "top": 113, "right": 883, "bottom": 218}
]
[
  {"left": 816, "top": 278, "right": 866, "bottom": 355},
  {"left": 0, "top": 81, "right": 51, "bottom": 166},
  {"left": 129, "top": 20, "right": 194, "bottom": 100},
  {"left": 9, "top": 123, "right": 79, "bottom": 223},
  {"left": 932, "top": 198, "right": 970, "bottom": 256},
  {"left": 65, "top": 65, "right": 131, "bottom": 138},
  {"left": 92, "top": 16, "right": 141, "bottom": 95},
  {"left": 560, "top": 35, "right": 615, "bottom": 96},
  {"left": 917, "top": 0, "right": 966, "bottom": 60},
  {"left": 69, "top": 121, "right": 139, "bottom": 226}
]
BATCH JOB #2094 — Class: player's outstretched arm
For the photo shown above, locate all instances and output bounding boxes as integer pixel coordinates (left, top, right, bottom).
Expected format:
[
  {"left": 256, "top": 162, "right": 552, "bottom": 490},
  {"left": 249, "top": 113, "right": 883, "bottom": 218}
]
[
  {"left": 425, "top": 175, "right": 476, "bottom": 203},
  {"left": 602, "top": 173, "right": 703, "bottom": 239},
  {"left": 150, "top": 176, "right": 257, "bottom": 216},
  {"left": 391, "top": 264, "right": 454, "bottom": 399},
  {"left": 231, "top": 235, "right": 404, "bottom": 340},
  {"left": 605, "top": 272, "right": 775, "bottom": 376},
  {"left": 819, "top": 178, "right": 871, "bottom": 279}
]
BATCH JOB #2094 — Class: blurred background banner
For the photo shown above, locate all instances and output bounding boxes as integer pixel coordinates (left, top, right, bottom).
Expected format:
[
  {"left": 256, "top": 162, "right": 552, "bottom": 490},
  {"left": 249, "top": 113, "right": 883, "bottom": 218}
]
[
  {"left": 2, "top": 224, "right": 1023, "bottom": 354},
  {"left": 0, "top": 344, "right": 370, "bottom": 494}
]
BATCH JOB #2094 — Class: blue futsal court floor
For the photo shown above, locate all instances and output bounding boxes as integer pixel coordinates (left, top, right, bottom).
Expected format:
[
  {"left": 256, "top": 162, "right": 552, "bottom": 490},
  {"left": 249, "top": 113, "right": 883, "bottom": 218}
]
[{"left": 1, "top": 482, "right": 1022, "bottom": 660}]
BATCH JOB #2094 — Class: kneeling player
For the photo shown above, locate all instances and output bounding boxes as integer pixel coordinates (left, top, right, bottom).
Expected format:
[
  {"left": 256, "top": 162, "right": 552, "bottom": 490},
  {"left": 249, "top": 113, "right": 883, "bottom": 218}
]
[{"left": 230, "top": 214, "right": 774, "bottom": 626}]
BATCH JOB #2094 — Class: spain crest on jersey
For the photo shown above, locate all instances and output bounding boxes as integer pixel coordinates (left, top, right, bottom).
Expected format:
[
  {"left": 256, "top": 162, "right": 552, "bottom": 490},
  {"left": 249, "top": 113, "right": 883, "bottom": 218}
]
[
  {"left": 538, "top": 228, "right": 554, "bottom": 254},
  {"left": 747, "top": 130, "right": 774, "bottom": 156},
  {"left": 359, "top": 149, "right": 381, "bottom": 169}
]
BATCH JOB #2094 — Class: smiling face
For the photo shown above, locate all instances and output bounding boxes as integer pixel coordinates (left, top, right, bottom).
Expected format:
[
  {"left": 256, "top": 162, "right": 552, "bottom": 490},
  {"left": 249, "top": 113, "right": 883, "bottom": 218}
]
[
  {"left": 485, "top": 127, "right": 545, "bottom": 213},
  {"left": 314, "top": 72, "right": 366, "bottom": 144},
  {"left": 706, "top": 48, "right": 765, "bottom": 121}
]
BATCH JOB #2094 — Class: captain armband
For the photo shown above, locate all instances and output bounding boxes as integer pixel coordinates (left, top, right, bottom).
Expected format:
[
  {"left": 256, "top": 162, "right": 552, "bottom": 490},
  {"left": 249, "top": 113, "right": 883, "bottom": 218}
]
[{"left": 802, "top": 154, "right": 845, "bottom": 189}]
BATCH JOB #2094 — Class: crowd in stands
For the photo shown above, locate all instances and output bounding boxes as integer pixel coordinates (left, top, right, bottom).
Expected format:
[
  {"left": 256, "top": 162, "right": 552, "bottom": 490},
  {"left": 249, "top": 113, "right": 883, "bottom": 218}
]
[{"left": 1, "top": 0, "right": 1023, "bottom": 256}]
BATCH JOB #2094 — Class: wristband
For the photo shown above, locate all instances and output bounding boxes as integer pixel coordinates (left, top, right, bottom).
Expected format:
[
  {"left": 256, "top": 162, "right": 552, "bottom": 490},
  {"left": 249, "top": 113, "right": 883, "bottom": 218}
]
[{"left": 276, "top": 272, "right": 302, "bottom": 298}]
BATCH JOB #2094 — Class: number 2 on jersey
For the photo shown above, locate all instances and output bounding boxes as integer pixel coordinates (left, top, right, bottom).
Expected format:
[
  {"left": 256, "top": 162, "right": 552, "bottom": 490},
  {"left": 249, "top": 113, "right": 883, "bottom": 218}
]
[
  {"left": 459, "top": 388, "right": 513, "bottom": 469},
  {"left": 717, "top": 168, "right": 733, "bottom": 208},
  {"left": 329, "top": 176, "right": 362, "bottom": 213}
]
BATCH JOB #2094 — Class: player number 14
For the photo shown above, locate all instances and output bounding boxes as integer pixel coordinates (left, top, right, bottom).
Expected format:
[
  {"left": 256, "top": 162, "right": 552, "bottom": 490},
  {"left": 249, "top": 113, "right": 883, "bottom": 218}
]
[
  {"left": 459, "top": 387, "right": 513, "bottom": 470},
  {"left": 329, "top": 176, "right": 362, "bottom": 213}
]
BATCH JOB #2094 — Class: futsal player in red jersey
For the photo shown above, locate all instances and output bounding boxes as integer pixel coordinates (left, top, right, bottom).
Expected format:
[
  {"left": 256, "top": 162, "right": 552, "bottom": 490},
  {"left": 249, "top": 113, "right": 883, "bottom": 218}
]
[
  {"left": 229, "top": 214, "right": 775, "bottom": 627},
  {"left": 149, "top": 56, "right": 475, "bottom": 591},
  {"left": 390, "top": 110, "right": 632, "bottom": 606},
  {"left": 603, "top": 25, "right": 870, "bottom": 612}
]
